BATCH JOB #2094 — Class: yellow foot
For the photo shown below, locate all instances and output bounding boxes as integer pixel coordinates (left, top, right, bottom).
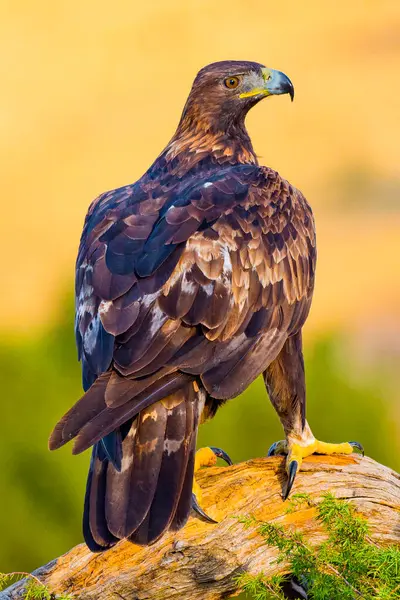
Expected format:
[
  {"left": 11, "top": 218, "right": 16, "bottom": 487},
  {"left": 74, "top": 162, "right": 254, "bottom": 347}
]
[
  {"left": 268, "top": 438, "right": 364, "bottom": 500},
  {"left": 192, "top": 446, "right": 232, "bottom": 523}
]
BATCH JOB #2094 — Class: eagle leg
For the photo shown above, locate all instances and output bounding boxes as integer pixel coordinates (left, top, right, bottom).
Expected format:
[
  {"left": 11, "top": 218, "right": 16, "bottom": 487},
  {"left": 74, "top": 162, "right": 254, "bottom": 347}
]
[
  {"left": 264, "top": 332, "right": 363, "bottom": 499},
  {"left": 191, "top": 446, "right": 233, "bottom": 523}
]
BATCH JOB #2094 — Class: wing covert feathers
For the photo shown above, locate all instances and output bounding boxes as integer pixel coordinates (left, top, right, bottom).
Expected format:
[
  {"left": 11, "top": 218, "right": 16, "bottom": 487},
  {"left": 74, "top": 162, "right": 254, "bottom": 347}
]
[{"left": 73, "top": 165, "right": 315, "bottom": 404}]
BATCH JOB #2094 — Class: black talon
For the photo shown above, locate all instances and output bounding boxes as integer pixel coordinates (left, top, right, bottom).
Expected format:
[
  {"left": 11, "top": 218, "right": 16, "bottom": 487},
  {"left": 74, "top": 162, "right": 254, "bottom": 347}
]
[
  {"left": 191, "top": 493, "right": 218, "bottom": 524},
  {"left": 267, "top": 441, "right": 280, "bottom": 457},
  {"left": 209, "top": 446, "right": 233, "bottom": 466},
  {"left": 349, "top": 441, "right": 364, "bottom": 457},
  {"left": 283, "top": 460, "right": 298, "bottom": 501}
]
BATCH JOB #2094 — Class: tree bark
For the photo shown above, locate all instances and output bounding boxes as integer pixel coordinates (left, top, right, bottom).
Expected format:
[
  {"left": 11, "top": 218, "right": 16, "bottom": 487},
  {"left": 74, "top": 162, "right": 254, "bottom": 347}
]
[{"left": 2, "top": 455, "right": 399, "bottom": 600}]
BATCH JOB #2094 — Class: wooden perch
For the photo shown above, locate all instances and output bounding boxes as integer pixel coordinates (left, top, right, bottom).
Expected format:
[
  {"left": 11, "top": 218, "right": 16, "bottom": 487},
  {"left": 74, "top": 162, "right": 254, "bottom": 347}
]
[{"left": 3, "top": 455, "right": 400, "bottom": 599}]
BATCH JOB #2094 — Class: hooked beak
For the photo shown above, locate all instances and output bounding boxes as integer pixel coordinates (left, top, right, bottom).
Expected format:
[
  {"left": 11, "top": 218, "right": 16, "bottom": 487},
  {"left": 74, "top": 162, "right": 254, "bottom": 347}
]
[
  {"left": 263, "top": 68, "right": 295, "bottom": 101},
  {"left": 239, "top": 68, "right": 294, "bottom": 102}
]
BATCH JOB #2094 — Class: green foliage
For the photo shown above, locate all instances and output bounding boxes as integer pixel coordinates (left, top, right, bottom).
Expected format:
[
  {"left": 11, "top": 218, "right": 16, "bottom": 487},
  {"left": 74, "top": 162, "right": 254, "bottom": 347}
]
[
  {"left": 0, "top": 572, "right": 72, "bottom": 599},
  {"left": 238, "top": 494, "right": 400, "bottom": 599},
  {"left": 238, "top": 573, "right": 285, "bottom": 599},
  {"left": 283, "top": 492, "right": 314, "bottom": 514}
]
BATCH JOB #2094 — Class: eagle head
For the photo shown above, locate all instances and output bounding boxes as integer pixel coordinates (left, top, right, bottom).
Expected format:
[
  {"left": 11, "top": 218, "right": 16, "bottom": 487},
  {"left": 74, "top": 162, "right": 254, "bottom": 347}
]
[{"left": 180, "top": 60, "right": 294, "bottom": 133}]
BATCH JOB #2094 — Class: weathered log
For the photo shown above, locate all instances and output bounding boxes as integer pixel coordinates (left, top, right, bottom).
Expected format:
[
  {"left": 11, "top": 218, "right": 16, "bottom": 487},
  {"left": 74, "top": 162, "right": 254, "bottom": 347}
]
[{"left": 2, "top": 455, "right": 399, "bottom": 599}]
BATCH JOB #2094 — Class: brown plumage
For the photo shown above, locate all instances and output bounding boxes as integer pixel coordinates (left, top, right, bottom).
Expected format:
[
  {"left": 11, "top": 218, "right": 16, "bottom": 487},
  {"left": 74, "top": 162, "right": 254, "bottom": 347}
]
[{"left": 49, "top": 60, "right": 317, "bottom": 550}]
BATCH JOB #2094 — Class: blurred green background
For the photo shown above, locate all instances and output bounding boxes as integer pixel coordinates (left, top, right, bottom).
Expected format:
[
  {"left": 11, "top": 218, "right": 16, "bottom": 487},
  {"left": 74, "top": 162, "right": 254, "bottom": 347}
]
[{"left": 0, "top": 0, "right": 399, "bottom": 590}]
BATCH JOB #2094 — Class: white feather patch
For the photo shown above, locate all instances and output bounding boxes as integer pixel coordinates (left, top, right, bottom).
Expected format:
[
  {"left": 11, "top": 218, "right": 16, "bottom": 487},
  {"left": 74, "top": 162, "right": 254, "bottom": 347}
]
[
  {"left": 149, "top": 304, "right": 165, "bottom": 336},
  {"left": 164, "top": 438, "right": 183, "bottom": 455},
  {"left": 181, "top": 274, "right": 196, "bottom": 295},
  {"left": 203, "top": 283, "right": 213, "bottom": 296}
]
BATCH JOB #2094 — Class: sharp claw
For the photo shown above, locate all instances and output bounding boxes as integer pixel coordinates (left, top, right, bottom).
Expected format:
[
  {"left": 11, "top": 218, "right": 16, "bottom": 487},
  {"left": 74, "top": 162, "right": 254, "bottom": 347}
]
[
  {"left": 283, "top": 460, "right": 298, "bottom": 500},
  {"left": 209, "top": 446, "right": 233, "bottom": 466},
  {"left": 268, "top": 441, "right": 285, "bottom": 457},
  {"left": 267, "top": 441, "right": 280, "bottom": 457},
  {"left": 191, "top": 493, "right": 218, "bottom": 524},
  {"left": 349, "top": 441, "right": 364, "bottom": 457}
]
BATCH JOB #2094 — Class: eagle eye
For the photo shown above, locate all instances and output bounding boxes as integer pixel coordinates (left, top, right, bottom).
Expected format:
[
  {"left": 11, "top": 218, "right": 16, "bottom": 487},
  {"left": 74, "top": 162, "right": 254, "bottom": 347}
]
[{"left": 224, "top": 76, "right": 240, "bottom": 89}]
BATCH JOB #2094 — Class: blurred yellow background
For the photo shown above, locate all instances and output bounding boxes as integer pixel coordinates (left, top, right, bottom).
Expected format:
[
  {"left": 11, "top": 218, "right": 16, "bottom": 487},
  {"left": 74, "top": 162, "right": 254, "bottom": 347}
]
[
  {"left": 0, "top": 0, "right": 399, "bottom": 588},
  {"left": 1, "top": 0, "right": 399, "bottom": 335}
]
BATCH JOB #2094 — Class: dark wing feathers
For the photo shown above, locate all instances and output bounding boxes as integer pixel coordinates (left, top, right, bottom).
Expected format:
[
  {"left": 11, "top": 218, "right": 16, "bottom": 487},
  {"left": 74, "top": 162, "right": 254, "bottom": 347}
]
[
  {"left": 73, "top": 164, "right": 262, "bottom": 392},
  {"left": 72, "top": 372, "right": 193, "bottom": 455},
  {"left": 49, "top": 372, "right": 111, "bottom": 450},
  {"left": 99, "top": 296, "right": 140, "bottom": 337},
  {"left": 49, "top": 369, "right": 193, "bottom": 453},
  {"left": 53, "top": 161, "right": 315, "bottom": 548},
  {"left": 72, "top": 165, "right": 315, "bottom": 397}
]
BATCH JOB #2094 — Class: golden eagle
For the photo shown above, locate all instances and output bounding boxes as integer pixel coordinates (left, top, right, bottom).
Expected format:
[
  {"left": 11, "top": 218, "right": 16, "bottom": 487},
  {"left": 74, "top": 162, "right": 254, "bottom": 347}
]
[{"left": 49, "top": 61, "right": 362, "bottom": 551}]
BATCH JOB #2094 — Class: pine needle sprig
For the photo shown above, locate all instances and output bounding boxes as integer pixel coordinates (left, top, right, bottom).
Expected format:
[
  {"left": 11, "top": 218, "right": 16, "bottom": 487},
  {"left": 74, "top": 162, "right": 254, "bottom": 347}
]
[
  {"left": 237, "top": 494, "right": 400, "bottom": 599},
  {"left": 0, "top": 571, "right": 72, "bottom": 599}
]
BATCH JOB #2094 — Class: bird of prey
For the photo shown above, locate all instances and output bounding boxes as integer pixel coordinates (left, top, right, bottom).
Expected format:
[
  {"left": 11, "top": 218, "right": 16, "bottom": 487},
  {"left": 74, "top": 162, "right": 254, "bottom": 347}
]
[{"left": 49, "top": 60, "right": 362, "bottom": 551}]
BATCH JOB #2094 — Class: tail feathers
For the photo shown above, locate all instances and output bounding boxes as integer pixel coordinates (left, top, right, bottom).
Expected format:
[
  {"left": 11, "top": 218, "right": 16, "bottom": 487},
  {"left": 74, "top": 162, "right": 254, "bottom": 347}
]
[
  {"left": 82, "top": 382, "right": 204, "bottom": 550},
  {"left": 171, "top": 412, "right": 198, "bottom": 531},
  {"left": 83, "top": 444, "right": 119, "bottom": 552},
  {"left": 106, "top": 402, "right": 167, "bottom": 538},
  {"left": 130, "top": 383, "right": 197, "bottom": 545}
]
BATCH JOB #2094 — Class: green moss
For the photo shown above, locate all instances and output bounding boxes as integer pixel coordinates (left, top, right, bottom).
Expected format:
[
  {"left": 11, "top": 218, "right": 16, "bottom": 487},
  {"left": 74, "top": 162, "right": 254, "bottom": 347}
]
[
  {"left": 237, "top": 494, "right": 400, "bottom": 599},
  {"left": 0, "top": 572, "right": 72, "bottom": 599}
]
